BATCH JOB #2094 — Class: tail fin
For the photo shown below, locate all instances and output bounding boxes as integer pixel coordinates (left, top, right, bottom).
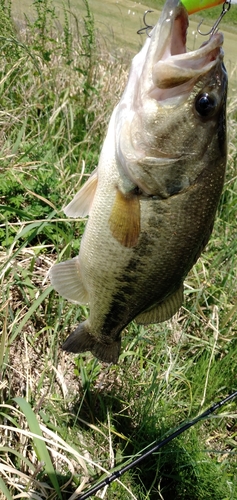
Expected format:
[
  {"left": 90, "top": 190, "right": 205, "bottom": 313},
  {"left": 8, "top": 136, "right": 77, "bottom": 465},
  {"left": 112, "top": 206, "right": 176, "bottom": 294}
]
[{"left": 62, "top": 321, "right": 121, "bottom": 364}]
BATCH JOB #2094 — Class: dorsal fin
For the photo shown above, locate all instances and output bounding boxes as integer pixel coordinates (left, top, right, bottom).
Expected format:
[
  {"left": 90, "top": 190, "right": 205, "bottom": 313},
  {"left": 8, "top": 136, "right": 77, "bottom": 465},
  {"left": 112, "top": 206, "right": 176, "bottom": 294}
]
[{"left": 63, "top": 169, "right": 98, "bottom": 218}]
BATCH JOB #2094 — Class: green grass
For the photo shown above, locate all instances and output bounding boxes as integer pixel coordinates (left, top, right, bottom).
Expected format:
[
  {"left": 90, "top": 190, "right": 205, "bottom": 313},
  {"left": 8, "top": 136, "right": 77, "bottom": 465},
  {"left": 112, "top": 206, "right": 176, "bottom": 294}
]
[{"left": 0, "top": 0, "right": 237, "bottom": 498}]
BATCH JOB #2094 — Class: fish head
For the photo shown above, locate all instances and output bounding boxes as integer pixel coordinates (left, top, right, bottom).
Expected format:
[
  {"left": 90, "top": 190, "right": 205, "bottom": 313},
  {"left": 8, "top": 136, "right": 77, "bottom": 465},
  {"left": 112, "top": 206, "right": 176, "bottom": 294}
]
[{"left": 116, "top": 0, "right": 228, "bottom": 197}]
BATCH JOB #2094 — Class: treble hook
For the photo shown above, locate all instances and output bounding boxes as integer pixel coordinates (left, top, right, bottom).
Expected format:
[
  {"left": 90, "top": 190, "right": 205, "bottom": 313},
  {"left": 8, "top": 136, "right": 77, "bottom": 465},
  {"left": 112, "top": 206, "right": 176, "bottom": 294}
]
[
  {"left": 197, "top": 0, "right": 231, "bottom": 37},
  {"left": 137, "top": 10, "right": 154, "bottom": 37}
]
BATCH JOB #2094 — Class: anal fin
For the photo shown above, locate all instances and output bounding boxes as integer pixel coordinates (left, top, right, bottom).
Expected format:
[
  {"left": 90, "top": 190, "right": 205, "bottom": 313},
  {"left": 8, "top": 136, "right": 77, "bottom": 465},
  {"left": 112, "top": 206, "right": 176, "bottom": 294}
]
[
  {"left": 49, "top": 257, "right": 89, "bottom": 304},
  {"left": 64, "top": 169, "right": 98, "bottom": 218},
  {"left": 109, "top": 189, "right": 140, "bottom": 248},
  {"left": 135, "top": 284, "right": 183, "bottom": 325}
]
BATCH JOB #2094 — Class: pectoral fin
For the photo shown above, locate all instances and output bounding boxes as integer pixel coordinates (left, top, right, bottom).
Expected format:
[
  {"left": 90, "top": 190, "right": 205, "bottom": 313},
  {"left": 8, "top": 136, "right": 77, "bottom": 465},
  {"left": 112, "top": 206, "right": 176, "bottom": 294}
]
[
  {"left": 63, "top": 169, "right": 98, "bottom": 218},
  {"left": 135, "top": 284, "right": 183, "bottom": 324},
  {"left": 49, "top": 257, "right": 89, "bottom": 304},
  {"left": 109, "top": 189, "right": 140, "bottom": 248}
]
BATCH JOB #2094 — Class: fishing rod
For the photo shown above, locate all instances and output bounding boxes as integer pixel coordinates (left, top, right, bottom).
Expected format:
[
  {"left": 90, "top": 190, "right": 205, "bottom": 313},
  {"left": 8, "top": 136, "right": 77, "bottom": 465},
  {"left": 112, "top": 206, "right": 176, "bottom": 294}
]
[{"left": 76, "top": 390, "right": 237, "bottom": 499}]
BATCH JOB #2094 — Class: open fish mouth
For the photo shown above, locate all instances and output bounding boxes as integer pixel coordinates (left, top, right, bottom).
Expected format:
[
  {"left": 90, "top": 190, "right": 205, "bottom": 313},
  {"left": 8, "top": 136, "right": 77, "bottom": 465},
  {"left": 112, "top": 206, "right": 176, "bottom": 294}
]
[
  {"left": 115, "top": 0, "right": 227, "bottom": 192},
  {"left": 148, "top": 0, "right": 224, "bottom": 99}
]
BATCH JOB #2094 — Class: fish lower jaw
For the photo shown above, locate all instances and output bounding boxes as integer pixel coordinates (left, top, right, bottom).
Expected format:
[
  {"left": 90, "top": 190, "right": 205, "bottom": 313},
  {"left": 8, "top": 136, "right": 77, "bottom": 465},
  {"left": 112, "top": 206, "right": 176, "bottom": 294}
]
[{"left": 151, "top": 57, "right": 221, "bottom": 98}]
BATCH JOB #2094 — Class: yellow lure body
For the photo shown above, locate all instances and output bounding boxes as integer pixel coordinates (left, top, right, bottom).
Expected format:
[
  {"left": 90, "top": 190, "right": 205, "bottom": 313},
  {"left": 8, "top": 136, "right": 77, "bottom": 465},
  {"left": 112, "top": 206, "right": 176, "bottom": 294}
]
[{"left": 181, "top": 0, "right": 224, "bottom": 15}]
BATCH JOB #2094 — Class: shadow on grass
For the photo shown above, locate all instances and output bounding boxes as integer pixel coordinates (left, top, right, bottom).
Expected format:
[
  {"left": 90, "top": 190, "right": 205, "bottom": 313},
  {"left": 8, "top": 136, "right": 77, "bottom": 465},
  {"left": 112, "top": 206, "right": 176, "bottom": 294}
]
[{"left": 69, "top": 385, "right": 231, "bottom": 500}]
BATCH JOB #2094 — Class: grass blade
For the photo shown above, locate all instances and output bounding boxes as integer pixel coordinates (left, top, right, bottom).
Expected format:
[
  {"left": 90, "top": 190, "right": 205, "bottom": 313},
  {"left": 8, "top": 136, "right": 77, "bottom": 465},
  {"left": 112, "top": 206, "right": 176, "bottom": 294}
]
[
  {"left": 11, "top": 118, "right": 27, "bottom": 154},
  {"left": 0, "top": 476, "right": 13, "bottom": 500},
  {"left": 13, "top": 397, "right": 62, "bottom": 499},
  {"left": 9, "top": 286, "right": 53, "bottom": 344}
]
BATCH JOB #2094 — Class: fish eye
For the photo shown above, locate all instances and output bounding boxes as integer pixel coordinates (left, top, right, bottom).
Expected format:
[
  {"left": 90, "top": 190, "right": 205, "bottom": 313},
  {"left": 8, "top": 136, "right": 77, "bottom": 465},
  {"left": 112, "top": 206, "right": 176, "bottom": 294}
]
[{"left": 195, "top": 92, "right": 217, "bottom": 118}]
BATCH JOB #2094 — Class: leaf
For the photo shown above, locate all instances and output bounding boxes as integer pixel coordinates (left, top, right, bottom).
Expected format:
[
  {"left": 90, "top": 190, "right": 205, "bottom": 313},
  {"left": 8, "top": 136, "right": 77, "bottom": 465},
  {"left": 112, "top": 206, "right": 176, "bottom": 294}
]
[
  {"left": 0, "top": 210, "right": 57, "bottom": 278},
  {"left": 15, "top": 219, "right": 54, "bottom": 241},
  {"left": 0, "top": 204, "right": 32, "bottom": 219},
  {"left": 0, "top": 477, "right": 12, "bottom": 500},
  {"left": 9, "top": 286, "right": 53, "bottom": 345},
  {"left": 0, "top": 446, "right": 34, "bottom": 471},
  {"left": 11, "top": 118, "right": 28, "bottom": 154},
  {"left": 13, "top": 397, "right": 62, "bottom": 499}
]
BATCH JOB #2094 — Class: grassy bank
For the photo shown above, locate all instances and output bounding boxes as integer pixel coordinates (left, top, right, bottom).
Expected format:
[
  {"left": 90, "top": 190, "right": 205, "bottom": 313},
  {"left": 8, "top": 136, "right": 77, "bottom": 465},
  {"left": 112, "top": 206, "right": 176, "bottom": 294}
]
[
  {"left": 11, "top": 0, "right": 237, "bottom": 94},
  {"left": 0, "top": 0, "right": 237, "bottom": 498}
]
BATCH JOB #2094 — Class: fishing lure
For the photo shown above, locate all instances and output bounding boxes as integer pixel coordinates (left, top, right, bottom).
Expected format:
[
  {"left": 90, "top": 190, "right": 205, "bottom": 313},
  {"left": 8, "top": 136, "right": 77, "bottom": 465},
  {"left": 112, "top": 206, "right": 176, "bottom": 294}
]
[
  {"left": 137, "top": 0, "right": 231, "bottom": 37},
  {"left": 182, "top": 0, "right": 227, "bottom": 15},
  {"left": 197, "top": 0, "right": 231, "bottom": 36}
]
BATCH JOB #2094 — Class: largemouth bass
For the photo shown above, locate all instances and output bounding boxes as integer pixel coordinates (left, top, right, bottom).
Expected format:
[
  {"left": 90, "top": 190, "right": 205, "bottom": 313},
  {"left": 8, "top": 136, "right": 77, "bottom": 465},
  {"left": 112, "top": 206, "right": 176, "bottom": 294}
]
[{"left": 49, "top": 0, "right": 227, "bottom": 363}]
